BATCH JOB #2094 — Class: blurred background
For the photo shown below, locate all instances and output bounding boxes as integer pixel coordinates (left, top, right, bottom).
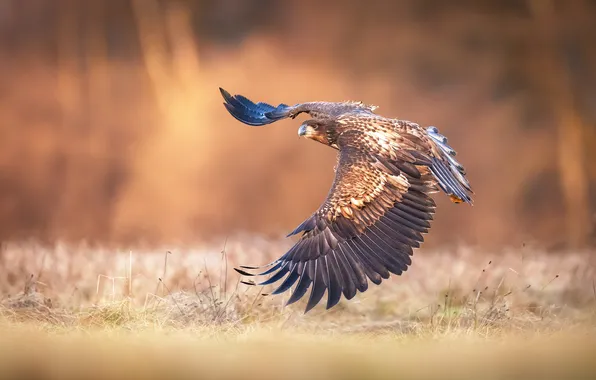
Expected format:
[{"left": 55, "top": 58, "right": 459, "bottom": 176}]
[{"left": 1, "top": 0, "right": 595, "bottom": 251}]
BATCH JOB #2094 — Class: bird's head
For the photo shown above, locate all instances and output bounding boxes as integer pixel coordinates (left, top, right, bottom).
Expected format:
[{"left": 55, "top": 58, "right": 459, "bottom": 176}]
[{"left": 298, "top": 119, "right": 338, "bottom": 148}]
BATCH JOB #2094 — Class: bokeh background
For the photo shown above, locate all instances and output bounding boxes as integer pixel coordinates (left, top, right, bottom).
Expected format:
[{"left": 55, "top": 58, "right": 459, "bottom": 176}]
[{"left": 1, "top": 0, "right": 595, "bottom": 251}]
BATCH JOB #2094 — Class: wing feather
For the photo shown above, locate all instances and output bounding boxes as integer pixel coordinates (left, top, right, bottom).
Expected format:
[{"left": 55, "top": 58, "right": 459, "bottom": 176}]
[
  {"left": 325, "top": 255, "right": 343, "bottom": 309},
  {"left": 305, "top": 261, "right": 327, "bottom": 313},
  {"left": 235, "top": 140, "right": 437, "bottom": 312},
  {"left": 226, "top": 106, "right": 474, "bottom": 313},
  {"left": 220, "top": 87, "right": 376, "bottom": 127}
]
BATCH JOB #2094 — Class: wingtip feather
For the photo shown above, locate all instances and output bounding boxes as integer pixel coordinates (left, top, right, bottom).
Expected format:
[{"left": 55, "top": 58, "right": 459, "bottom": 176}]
[
  {"left": 234, "top": 267, "right": 255, "bottom": 277},
  {"left": 219, "top": 87, "right": 289, "bottom": 126}
]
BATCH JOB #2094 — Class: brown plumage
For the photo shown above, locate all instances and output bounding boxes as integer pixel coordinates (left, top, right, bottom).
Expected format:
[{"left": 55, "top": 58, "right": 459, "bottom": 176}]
[{"left": 219, "top": 87, "right": 474, "bottom": 313}]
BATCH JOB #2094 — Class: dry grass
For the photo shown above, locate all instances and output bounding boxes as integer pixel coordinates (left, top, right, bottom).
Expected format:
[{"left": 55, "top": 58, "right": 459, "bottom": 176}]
[
  {"left": 1, "top": 323, "right": 596, "bottom": 380},
  {"left": 1, "top": 239, "right": 596, "bottom": 379}
]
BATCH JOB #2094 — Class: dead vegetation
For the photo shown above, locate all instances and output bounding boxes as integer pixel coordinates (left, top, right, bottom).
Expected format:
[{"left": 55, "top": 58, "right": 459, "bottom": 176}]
[
  {"left": 0, "top": 322, "right": 594, "bottom": 380},
  {"left": 1, "top": 238, "right": 595, "bottom": 333},
  {"left": 0, "top": 240, "right": 595, "bottom": 379}
]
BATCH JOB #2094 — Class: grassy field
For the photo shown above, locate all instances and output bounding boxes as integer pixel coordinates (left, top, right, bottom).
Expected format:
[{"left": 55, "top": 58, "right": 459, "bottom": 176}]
[{"left": 1, "top": 238, "right": 596, "bottom": 379}]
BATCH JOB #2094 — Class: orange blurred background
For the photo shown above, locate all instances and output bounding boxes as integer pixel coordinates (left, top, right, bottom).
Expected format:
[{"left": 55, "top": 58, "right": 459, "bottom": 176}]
[{"left": 1, "top": 0, "right": 595, "bottom": 250}]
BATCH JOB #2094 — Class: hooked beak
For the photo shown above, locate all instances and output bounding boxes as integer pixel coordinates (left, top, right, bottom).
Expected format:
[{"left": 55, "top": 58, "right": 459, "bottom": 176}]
[{"left": 298, "top": 124, "right": 308, "bottom": 137}]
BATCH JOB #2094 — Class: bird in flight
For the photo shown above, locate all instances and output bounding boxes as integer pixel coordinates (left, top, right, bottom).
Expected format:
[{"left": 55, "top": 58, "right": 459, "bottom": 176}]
[{"left": 219, "top": 87, "right": 473, "bottom": 313}]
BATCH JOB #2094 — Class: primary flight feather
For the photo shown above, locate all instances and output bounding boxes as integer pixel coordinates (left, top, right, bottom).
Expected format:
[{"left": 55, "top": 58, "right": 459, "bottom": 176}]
[{"left": 219, "top": 87, "right": 474, "bottom": 313}]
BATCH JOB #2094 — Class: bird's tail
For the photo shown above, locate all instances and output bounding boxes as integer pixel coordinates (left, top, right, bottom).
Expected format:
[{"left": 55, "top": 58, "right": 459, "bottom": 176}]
[{"left": 426, "top": 126, "right": 474, "bottom": 205}]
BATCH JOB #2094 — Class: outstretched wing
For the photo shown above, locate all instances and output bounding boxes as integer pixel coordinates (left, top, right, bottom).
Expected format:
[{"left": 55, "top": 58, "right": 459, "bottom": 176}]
[
  {"left": 236, "top": 145, "right": 437, "bottom": 313},
  {"left": 219, "top": 87, "right": 292, "bottom": 126},
  {"left": 219, "top": 87, "right": 376, "bottom": 126}
]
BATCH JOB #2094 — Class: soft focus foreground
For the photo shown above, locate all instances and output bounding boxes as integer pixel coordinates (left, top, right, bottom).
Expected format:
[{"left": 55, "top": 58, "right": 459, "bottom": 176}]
[
  {"left": 1, "top": 326, "right": 596, "bottom": 380},
  {"left": 1, "top": 241, "right": 596, "bottom": 379}
]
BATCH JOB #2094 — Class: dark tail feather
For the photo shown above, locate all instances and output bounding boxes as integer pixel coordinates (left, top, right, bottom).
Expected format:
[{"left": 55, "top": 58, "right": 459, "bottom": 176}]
[
  {"left": 219, "top": 87, "right": 291, "bottom": 126},
  {"left": 426, "top": 126, "right": 474, "bottom": 205}
]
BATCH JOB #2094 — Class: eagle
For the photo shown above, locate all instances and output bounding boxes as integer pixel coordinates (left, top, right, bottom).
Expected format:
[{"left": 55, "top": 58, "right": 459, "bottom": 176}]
[{"left": 219, "top": 87, "right": 473, "bottom": 313}]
